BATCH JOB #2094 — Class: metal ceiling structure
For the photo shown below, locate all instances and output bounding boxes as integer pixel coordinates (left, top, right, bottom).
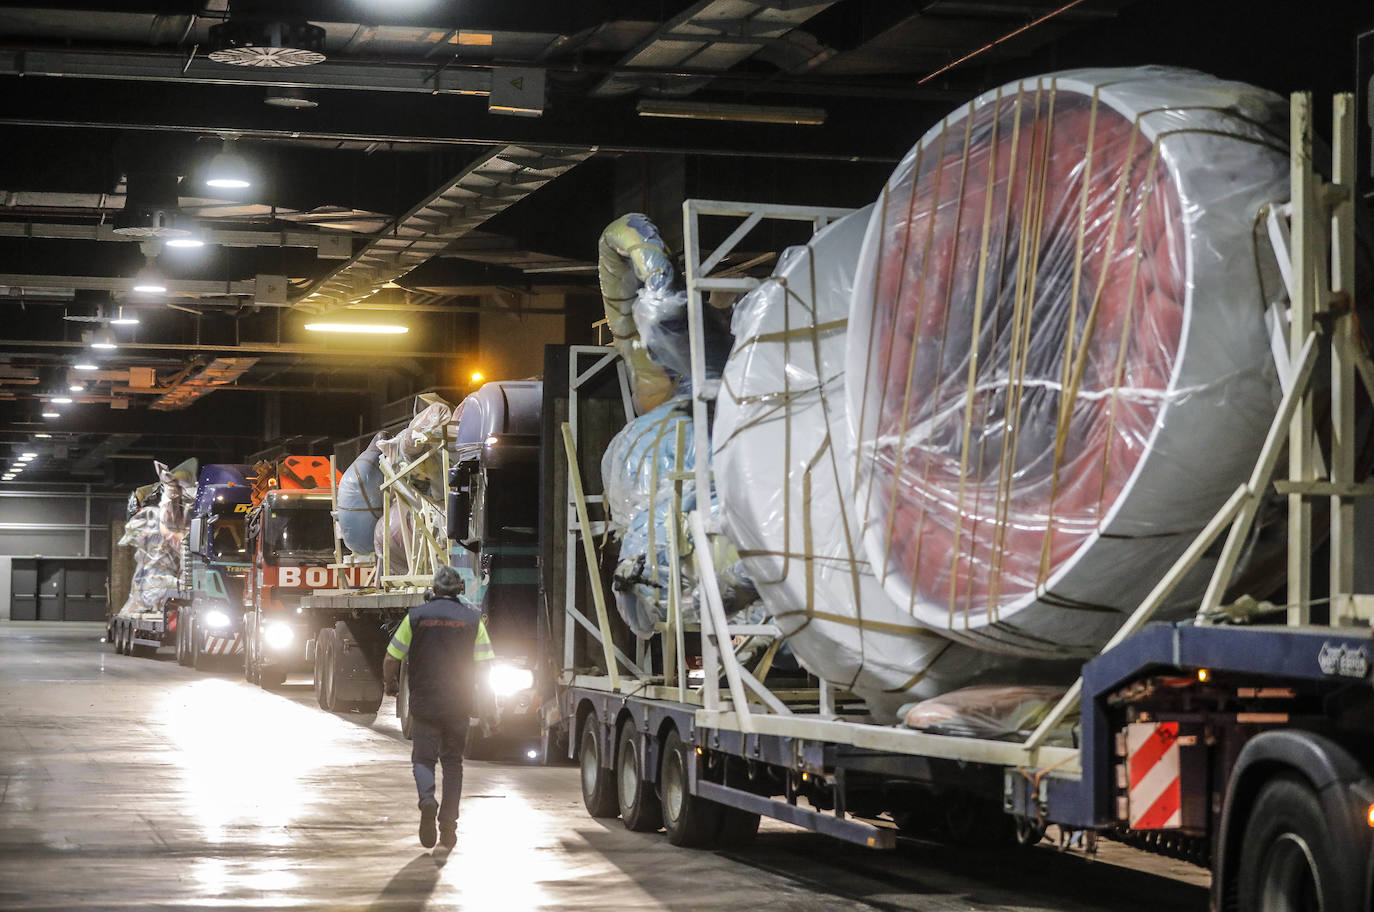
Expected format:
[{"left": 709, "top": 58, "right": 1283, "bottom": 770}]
[{"left": 0, "top": 0, "right": 1359, "bottom": 487}]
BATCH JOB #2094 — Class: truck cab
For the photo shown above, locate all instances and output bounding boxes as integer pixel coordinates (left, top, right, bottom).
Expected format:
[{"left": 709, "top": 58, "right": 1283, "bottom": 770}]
[
  {"left": 448, "top": 381, "right": 543, "bottom": 755},
  {"left": 243, "top": 457, "right": 340, "bottom": 689},
  {"left": 180, "top": 464, "right": 254, "bottom": 669}
]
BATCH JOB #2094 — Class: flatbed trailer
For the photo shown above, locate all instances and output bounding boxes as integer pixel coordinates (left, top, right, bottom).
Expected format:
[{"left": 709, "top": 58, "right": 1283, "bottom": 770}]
[{"left": 550, "top": 93, "right": 1374, "bottom": 911}]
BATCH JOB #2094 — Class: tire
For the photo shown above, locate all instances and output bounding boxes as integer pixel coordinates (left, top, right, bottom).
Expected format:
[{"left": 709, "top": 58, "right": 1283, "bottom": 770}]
[
  {"left": 176, "top": 617, "right": 191, "bottom": 666},
  {"left": 659, "top": 728, "right": 721, "bottom": 847},
  {"left": 190, "top": 619, "right": 206, "bottom": 671},
  {"left": 397, "top": 659, "right": 413, "bottom": 740},
  {"left": 1237, "top": 775, "right": 1342, "bottom": 912},
  {"left": 716, "top": 806, "right": 761, "bottom": 847},
  {"left": 579, "top": 720, "right": 619, "bottom": 818},
  {"left": 243, "top": 619, "right": 258, "bottom": 683},
  {"left": 315, "top": 627, "right": 339, "bottom": 712},
  {"left": 349, "top": 691, "right": 383, "bottom": 714},
  {"left": 617, "top": 724, "right": 663, "bottom": 832},
  {"left": 114, "top": 620, "right": 127, "bottom": 655}
]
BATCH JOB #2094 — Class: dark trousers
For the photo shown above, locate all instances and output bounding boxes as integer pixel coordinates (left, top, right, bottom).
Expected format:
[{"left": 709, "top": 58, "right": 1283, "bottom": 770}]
[{"left": 411, "top": 715, "right": 470, "bottom": 825}]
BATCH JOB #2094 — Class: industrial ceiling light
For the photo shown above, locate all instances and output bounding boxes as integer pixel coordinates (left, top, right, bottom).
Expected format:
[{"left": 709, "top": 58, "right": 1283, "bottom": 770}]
[
  {"left": 303, "top": 322, "right": 409, "bottom": 335},
  {"left": 205, "top": 139, "right": 253, "bottom": 190},
  {"left": 635, "top": 100, "right": 826, "bottom": 126},
  {"left": 109, "top": 307, "right": 140, "bottom": 326},
  {"left": 50, "top": 397, "right": 72, "bottom": 405},
  {"left": 34, "top": 434, "right": 51, "bottom": 439},
  {"left": 90, "top": 329, "right": 118, "bottom": 350},
  {"left": 264, "top": 86, "right": 318, "bottom": 109},
  {"left": 131, "top": 264, "right": 168, "bottom": 295},
  {"left": 112, "top": 170, "right": 191, "bottom": 239},
  {"left": 41, "top": 412, "right": 60, "bottom": 419},
  {"left": 69, "top": 384, "right": 84, "bottom": 392},
  {"left": 19, "top": 452, "right": 36, "bottom": 459},
  {"left": 165, "top": 235, "right": 206, "bottom": 249},
  {"left": 74, "top": 363, "right": 97, "bottom": 371}
]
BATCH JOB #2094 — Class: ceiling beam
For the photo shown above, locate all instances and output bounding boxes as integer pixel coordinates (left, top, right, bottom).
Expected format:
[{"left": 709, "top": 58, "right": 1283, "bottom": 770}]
[
  {"left": 1, "top": 338, "right": 470, "bottom": 360},
  {"left": 0, "top": 272, "right": 259, "bottom": 296},
  {"left": 0, "top": 221, "right": 355, "bottom": 254}
]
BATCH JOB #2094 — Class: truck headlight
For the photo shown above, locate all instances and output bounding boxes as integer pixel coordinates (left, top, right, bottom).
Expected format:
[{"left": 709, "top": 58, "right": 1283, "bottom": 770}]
[
  {"left": 264, "top": 622, "right": 295, "bottom": 650},
  {"left": 489, "top": 663, "right": 533, "bottom": 697},
  {"left": 204, "top": 610, "right": 231, "bottom": 629}
]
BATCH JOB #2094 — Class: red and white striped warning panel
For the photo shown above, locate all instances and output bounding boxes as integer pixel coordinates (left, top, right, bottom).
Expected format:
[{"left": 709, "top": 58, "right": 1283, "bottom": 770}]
[
  {"left": 1126, "top": 721, "right": 1182, "bottom": 830},
  {"left": 203, "top": 634, "right": 243, "bottom": 656}
]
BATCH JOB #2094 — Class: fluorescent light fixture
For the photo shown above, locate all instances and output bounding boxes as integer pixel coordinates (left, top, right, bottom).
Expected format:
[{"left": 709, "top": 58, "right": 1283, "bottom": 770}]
[
  {"left": 205, "top": 139, "right": 252, "bottom": 189},
  {"left": 165, "top": 237, "right": 205, "bottom": 248},
  {"left": 51, "top": 397, "right": 72, "bottom": 404},
  {"left": 635, "top": 99, "right": 826, "bottom": 126},
  {"left": 303, "top": 322, "right": 409, "bottom": 335},
  {"left": 74, "top": 363, "right": 98, "bottom": 371},
  {"left": 18, "top": 454, "right": 35, "bottom": 460},
  {"left": 90, "top": 329, "right": 118, "bottom": 350},
  {"left": 34, "top": 434, "right": 50, "bottom": 439},
  {"left": 69, "top": 384, "right": 84, "bottom": 392},
  {"left": 42, "top": 411, "right": 60, "bottom": 418},
  {"left": 109, "top": 307, "right": 140, "bottom": 326}
]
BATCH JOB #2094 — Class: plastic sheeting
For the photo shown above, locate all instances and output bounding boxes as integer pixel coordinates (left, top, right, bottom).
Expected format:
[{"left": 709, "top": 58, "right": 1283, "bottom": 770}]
[
  {"left": 375, "top": 400, "right": 452, "bottom": 574},
  {"left": 601, "top": 397, "right": 695, "bottom": 532},
  {"left": 599, "top": 213, "right": 678, "bottom": 412},
  {"left": 900, "top": 685, "right": 1072, "bottom": 742},
  {"left": 846, "top": 67, "right": 1289, "bottom": 657},
  {"left": 714, "top": 206, "right": 1009, "bottom": 719},
  {"left": 118, "top": 459, "right": 197, "bottom": 619},
  {"left": 337, "top": 432, "right": 386, "bottom": 556}
]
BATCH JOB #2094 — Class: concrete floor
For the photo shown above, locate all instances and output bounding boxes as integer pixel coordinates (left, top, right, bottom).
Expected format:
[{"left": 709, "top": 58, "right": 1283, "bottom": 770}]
[{"left": 0, "top": 623, "right": 1210, "bottom": 911}]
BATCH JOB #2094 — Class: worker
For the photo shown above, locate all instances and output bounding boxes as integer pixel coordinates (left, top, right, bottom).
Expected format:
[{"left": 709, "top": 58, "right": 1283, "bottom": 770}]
[{"left": 383, "top": 565, "right": 497, "bottom": 849}]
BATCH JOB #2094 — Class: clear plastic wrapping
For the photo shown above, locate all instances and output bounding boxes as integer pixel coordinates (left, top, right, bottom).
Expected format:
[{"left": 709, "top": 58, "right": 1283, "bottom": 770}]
[
  {"left": 118, "top": 459, "right": 196, "bottom": 618},
  {"left": 900, "top": 685, "right": 1072, "bottom": 741},
  {"left": 601, "top": 397, "right": 695, "bottom": 532},
  {"left": 714, "top": 207, "right": 1011, "bottom": 719},
  {"left": 598, "top": 213, "right": 678, "bottom": 412},
  {"left": 847, "top": 67, "right": 1290, "bottom": 657},
  {"left": 336, "top": 432, "right": 387, "bottom": 556}
]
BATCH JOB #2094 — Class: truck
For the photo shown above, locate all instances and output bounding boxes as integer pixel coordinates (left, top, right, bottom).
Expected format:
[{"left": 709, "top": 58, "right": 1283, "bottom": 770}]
[
  {"left": 176, "top": 463, "right": 254, "bottom": 669},
  {"left": 543, "top": 90, "right": 1374, "bottom": 912},
  {"left": 298, "top": 385, "right": 544, "bottom": 757},
  {"left": 240, "top": 455, "right": 342, "bottom": 689}
]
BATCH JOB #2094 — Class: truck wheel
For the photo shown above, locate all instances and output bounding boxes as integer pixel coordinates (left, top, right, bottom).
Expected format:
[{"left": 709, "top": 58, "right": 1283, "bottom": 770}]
[
  {"left": 190, "top": 622, "right": 206, "bottom": 670},
  {"left": 660, "top": 728, "right": 721, "bottom": 847},
  {"left": 175, "top": 618, "right": 190, "bottom": 666},
  {"left": 121, "top": 621, "right": 134, "bottom": 656},
  {"left": 617, "top": 724, "right": 663, "bottom": 832},
  {"left": 1237, "top": 775, "right": 1339, "bottom": 912},
  {"left": 579, "top": 720, "right": 619, "bottom": 818},
  {"left": 114, "top": 620, "right": 127, "bottom": 655},
  {"left": 397, "top": 659, "right": 413, "bottom": 740},
  {"left": 315, "top": 627, "right": 339, "bottom": 712},
  {"left": 243, "top": 623, "right": 257, "bottom": 683}
]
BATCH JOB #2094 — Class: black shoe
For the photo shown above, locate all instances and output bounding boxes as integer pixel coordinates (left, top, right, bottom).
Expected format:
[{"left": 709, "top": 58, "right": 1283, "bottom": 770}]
[
  {"left": 419, "top": 800, "right": 438, "bottom": 848},
  {"left": 439, "top": 821, "right": 456, "bottom": 849}
]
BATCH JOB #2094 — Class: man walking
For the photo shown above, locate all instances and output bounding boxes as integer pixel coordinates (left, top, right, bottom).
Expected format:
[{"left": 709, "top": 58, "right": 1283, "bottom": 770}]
[{"left": 383, "top": 565, "right": 496, "bottom": 849}]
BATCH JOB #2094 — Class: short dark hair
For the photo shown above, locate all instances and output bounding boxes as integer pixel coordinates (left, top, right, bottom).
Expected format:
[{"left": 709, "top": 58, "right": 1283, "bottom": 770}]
[{"left": 432, "top": 565, "right": 463, "bottom": 598}]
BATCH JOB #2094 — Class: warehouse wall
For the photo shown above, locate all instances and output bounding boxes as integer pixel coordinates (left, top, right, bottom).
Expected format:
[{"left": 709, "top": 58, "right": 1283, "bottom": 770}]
[
  {"left": 0, "top": 486, "right": 126, "bottom": 622},
  {"left": 478, "top": 298, "right": 568, "bottom": 381}
]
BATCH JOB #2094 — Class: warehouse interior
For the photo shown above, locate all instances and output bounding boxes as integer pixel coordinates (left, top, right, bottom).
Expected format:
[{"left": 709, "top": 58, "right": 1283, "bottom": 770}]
[{"left": 2, "top": 1, "right": 1373, "bottom": 910}]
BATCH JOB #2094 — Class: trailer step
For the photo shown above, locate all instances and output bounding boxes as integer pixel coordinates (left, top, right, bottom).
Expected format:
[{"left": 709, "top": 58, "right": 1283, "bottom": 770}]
[{"left": 695, "top": 781, "right": 895, "bottom": 849}]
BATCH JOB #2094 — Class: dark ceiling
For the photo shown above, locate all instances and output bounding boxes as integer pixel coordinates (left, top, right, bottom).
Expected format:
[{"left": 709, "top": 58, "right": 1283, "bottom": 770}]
[{"left": 0, "top": 0, "right": 1369, "bottom": 487}]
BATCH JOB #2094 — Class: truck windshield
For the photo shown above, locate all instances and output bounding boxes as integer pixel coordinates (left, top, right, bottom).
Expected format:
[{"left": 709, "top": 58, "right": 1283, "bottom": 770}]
[
  {"left": 262, "top": 501, "right": 334, "bottom": 561},
  {"left": 209, "top": 515, "right": 248, "bottom": 561}
]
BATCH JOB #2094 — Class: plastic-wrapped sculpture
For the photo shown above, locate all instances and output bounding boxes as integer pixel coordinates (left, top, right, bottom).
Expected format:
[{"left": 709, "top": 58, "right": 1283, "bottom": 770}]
[
  {"left": 714, "top": 67, "right": 1293, "bottom": 715},
  {"left": 118, "top": 459, "right": 198, "bottom": 620},
  {"left": 336, "top": 432, "right": 387, "bottom": 556}
]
